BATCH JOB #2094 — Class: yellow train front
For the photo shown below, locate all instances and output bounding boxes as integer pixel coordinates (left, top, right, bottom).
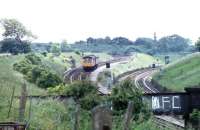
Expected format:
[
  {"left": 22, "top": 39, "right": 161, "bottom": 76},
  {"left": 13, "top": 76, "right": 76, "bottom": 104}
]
[{"left": 82, "top": 55, "right": 98, "bottom": 72}]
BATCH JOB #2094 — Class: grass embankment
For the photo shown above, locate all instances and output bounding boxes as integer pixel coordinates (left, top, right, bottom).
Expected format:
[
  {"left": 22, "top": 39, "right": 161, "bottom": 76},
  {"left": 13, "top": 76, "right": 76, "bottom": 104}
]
[
  {"left": 111, "top": 53, "right": 161, "bottom": 76},
  {"left": 154, "top": 52, "right": 191, "bottom": 63},
  {"left": 153, "top": 52, "right": 200, "bottom": 91},
  {"left": 0, "top": 55, "right": 45, "bottom": 96}
]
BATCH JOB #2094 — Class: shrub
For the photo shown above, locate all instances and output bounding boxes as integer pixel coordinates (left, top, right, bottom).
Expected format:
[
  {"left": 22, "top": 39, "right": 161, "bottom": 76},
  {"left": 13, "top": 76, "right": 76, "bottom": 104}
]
[
  {"left": 63, "top": 81, "right": 96, "bottom": 100},
  {"left": 110, "top": 79, "right": 149, "bottom": 120},
  {"left": 25, "top": 53, "right": 42, "bottom": 65},
  {"left": 13, "top": 54, "right": 62, "bottom": 89},
  {"left": 54, "top": 81, "right": 102, "bottom": 110},
  {"left": 79, "top": 93, "right": 102, "bottom": 110},
  {"left": 13, "top": 59, "right": 32, "bottom": 74},
  {"left": 36, "top": 70, "right": 62, "bottom": 88}
]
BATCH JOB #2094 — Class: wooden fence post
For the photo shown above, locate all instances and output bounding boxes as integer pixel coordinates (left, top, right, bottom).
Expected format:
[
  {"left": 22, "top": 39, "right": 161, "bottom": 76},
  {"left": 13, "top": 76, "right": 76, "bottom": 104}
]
[
  {"left": 123, "top": 101, "right": 134, "bottom": 130},
  {"left": 19, "top": 83, "right": 28, "bottom": 122},
  {"left": 92, "top": 106, "right": 112, "bottom": 130},
  {"left": 7, "top": 86, "right": 15, "bottom": 118},
  {"left": 74, "top": 104, "right": 80, "bottom": 130}
]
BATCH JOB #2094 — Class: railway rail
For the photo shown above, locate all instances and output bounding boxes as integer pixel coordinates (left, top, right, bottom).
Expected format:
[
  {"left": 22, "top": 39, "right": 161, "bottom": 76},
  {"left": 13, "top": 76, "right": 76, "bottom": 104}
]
[
  {"left": 63, "top": 57, "right": 128, "bottom": 83},
  {"left": 117, "top": 67, "right": 185, "bottom": 129}
]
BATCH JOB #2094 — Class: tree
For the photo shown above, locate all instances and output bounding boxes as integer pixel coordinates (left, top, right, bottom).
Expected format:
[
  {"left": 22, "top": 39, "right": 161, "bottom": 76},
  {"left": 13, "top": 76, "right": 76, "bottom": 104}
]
[
  {"left": 0, "top": 38, "right": 31, "bottom": 54},
  {"left": 157, "top": 34, "right": 190, "bottom": 53},
  {"left": 0, "top": 18, "right": 36, "bottom": 42},
  {"left": 51, "top": 43, "right": 61, "bottom": 56},
  {"left": 195, "top": 37, "right": 200, "bottom": 52},
  {"left": 61, "top": 40, "right": 70, "bottom": 52},
  {"left": 61, "top": 81, "right": 102, "bottom": 110},
  {"left": 0, "top": 19, "right": 36, "bottom": 54}
]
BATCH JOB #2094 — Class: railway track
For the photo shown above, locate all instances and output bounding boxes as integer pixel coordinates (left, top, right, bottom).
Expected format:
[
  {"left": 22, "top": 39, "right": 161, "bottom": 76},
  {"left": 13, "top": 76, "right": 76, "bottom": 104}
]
[
  {"left": 63, "top": 57, "right": 128, "bottom": 83},
  {"left": 117, "top": 67, "right": 185, "bottom": 130}
]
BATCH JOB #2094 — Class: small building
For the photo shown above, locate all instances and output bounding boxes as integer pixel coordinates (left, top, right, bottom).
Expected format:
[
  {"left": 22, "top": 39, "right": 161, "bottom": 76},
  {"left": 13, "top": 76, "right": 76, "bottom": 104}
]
[{"left": 0, "top": 122, "right": 26, "bottom": 130}]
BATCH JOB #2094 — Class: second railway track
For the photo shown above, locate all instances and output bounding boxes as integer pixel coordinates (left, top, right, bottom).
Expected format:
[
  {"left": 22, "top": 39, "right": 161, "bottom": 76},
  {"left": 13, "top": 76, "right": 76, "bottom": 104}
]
[{"left": 117, "top": 67, "right": 185, "bottom": 130}]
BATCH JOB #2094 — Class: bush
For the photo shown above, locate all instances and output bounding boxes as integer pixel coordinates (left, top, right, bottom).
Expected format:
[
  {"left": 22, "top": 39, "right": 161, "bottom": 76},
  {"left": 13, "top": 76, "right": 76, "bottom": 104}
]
[
  {"left": 13, "top": 59, "right": 32, "bottom": 74},
  {"left": 36, "top": 69, "right": 62, "bottom": 88},
  {"left": 52, "top": 81, "right": 103, "bottom": 110},
  {"left": 25, "top": 53, "right": 42, "bottom": 65},
  {"left": 79, "top": 93, "right": 102, "bottom": 110},
  {"left": 63, "top": 81, "right": 97, "bottom": 100},
  {"left": 110, "top": 79, "right": 149, "bottom": 120},
  {"left": 13, "top": 54, "right": 62, "bottom": 89}
]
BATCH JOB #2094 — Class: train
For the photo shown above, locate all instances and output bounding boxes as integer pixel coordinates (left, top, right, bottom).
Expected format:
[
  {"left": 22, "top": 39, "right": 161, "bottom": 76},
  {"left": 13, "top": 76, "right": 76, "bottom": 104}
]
[{"left": 82, "top": 55, "right": 98, "bottom": 72}]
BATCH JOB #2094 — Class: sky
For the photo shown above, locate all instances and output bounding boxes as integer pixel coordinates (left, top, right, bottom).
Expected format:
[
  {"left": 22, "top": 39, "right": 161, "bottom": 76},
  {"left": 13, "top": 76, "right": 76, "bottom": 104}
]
[{"left": 0, "top": 0, "right": 200, "bottom": 43}]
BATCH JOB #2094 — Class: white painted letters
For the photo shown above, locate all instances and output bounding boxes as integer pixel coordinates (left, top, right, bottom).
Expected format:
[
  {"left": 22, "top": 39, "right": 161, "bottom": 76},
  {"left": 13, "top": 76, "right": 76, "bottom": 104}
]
[
  {"left": 152, "top": 96, "right": 160, "bottom": 109},
  {"left": 172, "top": 96, "right": 181, "bottom": 109},
  {"left": 162, "top": 96, "right": 170, "bottom": 109}
]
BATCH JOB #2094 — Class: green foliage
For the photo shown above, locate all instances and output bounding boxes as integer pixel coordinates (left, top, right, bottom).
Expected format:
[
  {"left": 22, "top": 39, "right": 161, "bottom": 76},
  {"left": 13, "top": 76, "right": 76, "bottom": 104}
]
[
  {"left": 110, "top": 79, "right": 150, "bottom": 120},
  {"left": 41, "top": 52, "right": 47, "bottom": 57},
  {"left": 47, "top": 84, "right": 66, "bottom": 94},
  {"left": 79, "top": 93, "right": 102, "bottom": 110},
  {"left": 25, "top": 53, "right": 42, "bottom": 65},
  {"left": 13, "top": 59, "right": 32, "bottom": 74},
  {"left": 49, "top": 81, "right": 102, "bottom": 110},
  {"left": 0, "top": 18, "right": 35, "bottom": 41},
  {"left": 190, "top": 109, "right": 200, "bottom": 121},
  {"left": 13, "top": 54, "right": 62, "bottom": 88},
  {"left": 70, "top": 35, "right": 192, "bottom": 56},
  {"left": 63, "top": 81, "right": 96, "bottom": 100},
  {"left": 27, "top": 98, "right": 71, "bottom": 130},
  {"left": 13, "top": 54, "right": 41, "bottom": 75},
  {"left": 157, "top": 34, "right": 190, "bottom": 53},
  {"left": 0, "top": 38, "right": 31, "bottom": 54},
  {"left": 51, "top": 44, "right": 61, "bottom": 56},
  {"left": 35, "top": 68, "right": 61, "bottom": 88}
]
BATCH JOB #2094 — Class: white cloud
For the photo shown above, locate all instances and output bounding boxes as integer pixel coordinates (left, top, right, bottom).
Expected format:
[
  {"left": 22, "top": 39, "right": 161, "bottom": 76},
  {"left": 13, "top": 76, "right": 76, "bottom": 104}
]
[{"left": 0, "top": 0, "right": 200, "bottom": 43}]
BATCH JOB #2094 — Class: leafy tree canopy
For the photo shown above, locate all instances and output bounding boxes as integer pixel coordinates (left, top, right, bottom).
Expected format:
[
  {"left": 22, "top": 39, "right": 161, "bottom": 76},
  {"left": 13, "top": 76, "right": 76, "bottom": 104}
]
[
  {"left": 157, "top": 34, "right": 190, "bottom": 53},
  {"left": 0, "top": 38, "right": 31, "bottom": 54},
  {"left": 0, "top": 18, "right": 36, "bottom": 42}
]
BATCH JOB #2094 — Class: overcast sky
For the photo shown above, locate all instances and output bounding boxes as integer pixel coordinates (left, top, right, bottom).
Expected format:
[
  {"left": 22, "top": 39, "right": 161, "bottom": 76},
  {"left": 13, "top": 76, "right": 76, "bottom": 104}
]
[{"left": 0, "top": 0, "right": 200, "bottom": 43}]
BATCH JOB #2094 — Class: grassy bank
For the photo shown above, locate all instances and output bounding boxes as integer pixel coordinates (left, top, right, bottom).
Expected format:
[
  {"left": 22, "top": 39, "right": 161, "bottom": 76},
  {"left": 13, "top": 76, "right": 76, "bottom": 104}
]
[
  {"left": 153, "top": 52, "right": 200, "bottom": 91},
  {"left": 111, "top": 53, "right": 161, "bottom": 76},
  {"left": 0, "top": 55, "right": 46, "bottom": 96}
]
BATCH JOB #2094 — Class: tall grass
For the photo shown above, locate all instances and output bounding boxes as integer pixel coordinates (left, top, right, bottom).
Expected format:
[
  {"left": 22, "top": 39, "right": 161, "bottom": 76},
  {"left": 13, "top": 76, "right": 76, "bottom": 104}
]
[
  {"left": 0, "top": 55, "right": 45, "bottom": 96},
  {"left": 153, "top": 52, "right": 200, "bottom": 91}
]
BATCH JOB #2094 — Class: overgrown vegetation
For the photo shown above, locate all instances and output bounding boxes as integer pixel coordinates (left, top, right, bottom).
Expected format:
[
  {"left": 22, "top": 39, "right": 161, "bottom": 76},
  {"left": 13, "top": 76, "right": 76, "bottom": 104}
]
[
  {"left": 0, "top": 55, "right": 45, "bottom": 96},
  {"left": 48, "top": 81, "right": 103, "bottom": 110},
  {"left": 47, "top": 80, "right": 152, "bottom": 130},
  {"left": 13, "top": 54, "right": 62, "bottom": 88}
]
